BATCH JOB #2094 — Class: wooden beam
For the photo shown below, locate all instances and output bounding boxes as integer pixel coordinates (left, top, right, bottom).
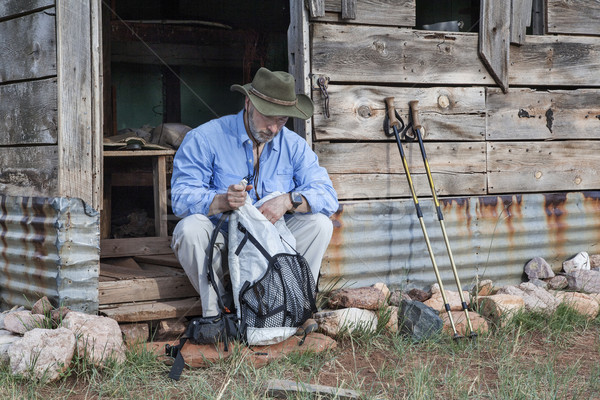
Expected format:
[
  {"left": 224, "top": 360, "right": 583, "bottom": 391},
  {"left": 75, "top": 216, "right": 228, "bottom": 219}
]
[
  {"left": 313, "top": 85, "right": 485, "bottom": 142},
  {"left": 312, "top": 0, "right": 416, "bottom": 27},
  {"left": 341, "top": 0, "right": 356, "bottom": 20},
  {"left": 312, "top": 24, "right": 600, "bottom": 87},
  {"left": 99, "top": 276, "right": 197, "bottom": 304},
  {"left": 153, "top": 156, "right": 169, "bottom": 237},
  {"left": 307, "top": 0, "right": 325, "bottom": 18},
  {"left": 0, "top": 146, "right": 58, "bottom": 197},
  {"left": 0, "top": 8, "right": 56, "bottom": 83},
  {"left": 547, "top": 0, "right": 600, "bottom": 36},
  {"left": 91, "top": 0, "right": 103, "bottom": 211},
  {"left": 487, "top": 141, "right": 600, "bottom": 193},
  {"left": 487, "top": 88, "right": 600, "bottom": 140},
  {"left": 100, "top": 297, "right": 202, "bottom": 322},
  {"left": 0, "top": 78, "right": 58, "bottom": 145},
  {"left": 511, "top": 0, "right": 533, "bottom": 45},
  {"left": 479, "top": 0, "right": 511, "bottom": 93},
  {"left": 0, "top": 0, "right": 54, "bottom": 19},
  {"left": 57, "top": 0, "right": 96, "bottom": 206},
  {"left": 266, "top": 379, "right": 361, "bottom": 400},
  {"left": 288, "top": 0, "right": 312, "bottom": 142},
  {"left": 101, "top": 237, "right": 173, "bottom": 258}
]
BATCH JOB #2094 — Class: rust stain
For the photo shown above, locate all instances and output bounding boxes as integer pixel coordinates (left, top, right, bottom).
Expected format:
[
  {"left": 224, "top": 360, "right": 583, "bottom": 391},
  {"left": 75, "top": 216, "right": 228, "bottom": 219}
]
[
  {"left": 544, "top": 193, "right": 568, "bottom": 260},
  {"left": 326, "top": 205, "right": 344, "bottom": 281},
  {"left": 31, "top": 198, "right": 49, "bottom": 289},
  {"left": 0, "top": 196, "right": 9, "bottom": 285},
  {"left": 441, "top": 197, "right": 472, "bottom": 236}
]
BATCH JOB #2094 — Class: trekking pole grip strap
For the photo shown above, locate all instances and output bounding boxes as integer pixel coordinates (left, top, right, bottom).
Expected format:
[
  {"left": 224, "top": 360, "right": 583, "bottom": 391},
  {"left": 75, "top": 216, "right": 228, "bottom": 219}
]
[{"left": 409, "top": 100, "right": 422, "bottom": 131}]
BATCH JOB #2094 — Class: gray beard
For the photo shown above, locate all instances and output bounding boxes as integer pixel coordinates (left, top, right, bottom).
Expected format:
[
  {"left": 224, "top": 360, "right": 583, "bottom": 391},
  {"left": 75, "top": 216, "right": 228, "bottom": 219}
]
[{"left": 248, "top": 108, "right": 273, "bottom": 144}]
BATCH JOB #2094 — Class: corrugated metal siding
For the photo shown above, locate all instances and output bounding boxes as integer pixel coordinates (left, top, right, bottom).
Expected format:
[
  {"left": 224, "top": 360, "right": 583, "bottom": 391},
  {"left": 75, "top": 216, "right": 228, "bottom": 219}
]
[
  {"left": 0, "top": 195, "right": 99, "bottom": 312},
  {"left": 322, "top": 191, "right": 600, "bottom": 291}
]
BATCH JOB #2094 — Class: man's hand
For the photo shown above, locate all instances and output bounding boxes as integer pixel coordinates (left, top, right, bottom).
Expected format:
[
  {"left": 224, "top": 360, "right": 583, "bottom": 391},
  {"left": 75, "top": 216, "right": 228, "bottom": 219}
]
[
  {"left": 258, "top": 193, "right": 293, "bottom": 224},
  {"left": 208, "top": 183, "right": 252, "bottom": 215}
]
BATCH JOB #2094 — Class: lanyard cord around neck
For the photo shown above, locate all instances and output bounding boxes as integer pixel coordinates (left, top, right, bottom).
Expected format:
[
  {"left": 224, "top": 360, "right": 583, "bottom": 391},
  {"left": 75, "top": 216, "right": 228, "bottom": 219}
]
[{"left": 245, "top": 110, "right": 264, "bottom": 201}]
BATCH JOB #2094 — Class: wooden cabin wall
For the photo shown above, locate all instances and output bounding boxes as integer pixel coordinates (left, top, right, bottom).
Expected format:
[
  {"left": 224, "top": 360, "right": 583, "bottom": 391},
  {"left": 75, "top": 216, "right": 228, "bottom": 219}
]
[
  {"left": 0, "top": 1, "right": 59, "bottom": 197},
  {"left": 308, "top": 0, "right": 600, "bottom": 201}
]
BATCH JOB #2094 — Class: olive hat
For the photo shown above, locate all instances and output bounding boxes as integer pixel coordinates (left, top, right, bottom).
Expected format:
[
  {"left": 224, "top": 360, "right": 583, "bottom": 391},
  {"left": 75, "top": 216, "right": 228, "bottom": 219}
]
[{"left": 231, "top": 67, "right": 314, "bottom": 120}]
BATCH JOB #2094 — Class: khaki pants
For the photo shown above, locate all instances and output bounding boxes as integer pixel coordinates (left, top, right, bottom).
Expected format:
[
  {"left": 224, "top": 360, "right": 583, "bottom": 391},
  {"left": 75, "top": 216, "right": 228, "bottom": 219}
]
[{"left": 171, "top": 213, "right": 333, "bottom": 317}]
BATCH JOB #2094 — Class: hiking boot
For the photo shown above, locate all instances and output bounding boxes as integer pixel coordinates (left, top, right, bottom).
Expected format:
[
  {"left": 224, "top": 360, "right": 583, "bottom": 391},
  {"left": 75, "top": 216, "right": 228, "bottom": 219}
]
[{"left": 295, "top": 318, "right": 318, "bottom": 336}]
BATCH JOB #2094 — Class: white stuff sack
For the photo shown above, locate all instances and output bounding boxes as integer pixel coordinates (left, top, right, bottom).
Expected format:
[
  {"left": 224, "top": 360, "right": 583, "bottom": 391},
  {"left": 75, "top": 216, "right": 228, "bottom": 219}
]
[{"left": 228, "top": 193, "right": 297, "bottom": 345}]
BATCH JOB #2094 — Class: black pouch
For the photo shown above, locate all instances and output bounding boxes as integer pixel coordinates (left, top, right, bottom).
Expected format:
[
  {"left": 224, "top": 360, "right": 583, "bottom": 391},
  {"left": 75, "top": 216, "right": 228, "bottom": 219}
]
[{"left": 185, "top": 313, "right": 239, "bottom": 345}]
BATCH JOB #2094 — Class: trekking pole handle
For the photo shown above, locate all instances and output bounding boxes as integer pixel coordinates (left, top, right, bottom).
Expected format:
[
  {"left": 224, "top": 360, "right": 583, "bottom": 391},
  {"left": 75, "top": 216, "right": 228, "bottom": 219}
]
[
  {"left": 384, "top": 97, "right": 401, "bottom": 130},
  {"left": 409, "top": 100, "right": 423, "bottom": 131}
]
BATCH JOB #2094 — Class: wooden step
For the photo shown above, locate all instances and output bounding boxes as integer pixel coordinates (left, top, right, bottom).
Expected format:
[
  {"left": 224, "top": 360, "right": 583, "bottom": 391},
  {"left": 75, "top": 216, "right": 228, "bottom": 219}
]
[
  {"left": 101, "top": 237, "right": 173, "bottom": 258},
  {"left": 134, "top": 253, "right": 181, "bottom": 268},
  {"left": 100, "top": 297, "right": 202, "bottom": 322},
  {"left": 99, "top": 275, "right": 197, "bottom": 304}
]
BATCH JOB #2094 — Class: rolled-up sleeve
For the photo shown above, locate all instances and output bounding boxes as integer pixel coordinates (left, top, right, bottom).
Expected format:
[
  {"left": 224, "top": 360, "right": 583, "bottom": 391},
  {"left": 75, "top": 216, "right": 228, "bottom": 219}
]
[
  {"left": 292, "top": 139, "right": 339, "bottom": 217},
  {"left": 170, "top": 131, "right": 216, "bottom": 218}
]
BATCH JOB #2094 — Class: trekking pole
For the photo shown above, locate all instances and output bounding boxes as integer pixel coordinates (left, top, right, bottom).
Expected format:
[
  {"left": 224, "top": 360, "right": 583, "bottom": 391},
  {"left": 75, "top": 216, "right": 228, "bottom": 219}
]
[
  {"left": 408, "top": 100, "right": 476, "bottom": 338},
  {"left": 384, "top": 97, "right": 462, "bottom": 339}
]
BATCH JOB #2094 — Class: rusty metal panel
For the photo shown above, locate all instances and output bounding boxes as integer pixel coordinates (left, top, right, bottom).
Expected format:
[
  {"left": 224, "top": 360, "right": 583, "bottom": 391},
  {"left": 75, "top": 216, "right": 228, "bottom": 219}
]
[
  {"left": 0, "top": 195, "right": 99, "bottom": 312},
  {"left": 323, "top": 191, "right": 600, "bottom": 291}
]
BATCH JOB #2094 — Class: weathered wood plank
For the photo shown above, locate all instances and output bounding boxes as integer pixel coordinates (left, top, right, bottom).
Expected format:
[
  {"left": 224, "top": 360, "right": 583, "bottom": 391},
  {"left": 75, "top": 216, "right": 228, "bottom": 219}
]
[
  {"left": 547, "top": 0, "right": 600, "bottom": 36},
  {"left": 57, "top": 0, "right": 95, "bottom": 206},
  {"left": 487, "top": 141, "right": 600, "bottom": 193},
  {"left": 330, "top": 173, "right": 487, "bottom": 200},
  {"left": 312, "top": 24, "right": 600, "bottom": 87},
  {"left": 487, "top": 88, "right": 600, "bottom": 140},
  {"left": 511, "top": 0, "right": 533, "bottom": 45},
  {"left": 99, "top": 276, "right": 197, "bottom": 304},
  {"left": 509, "top": 35, "right": 600, "bottom": 87},
  {"left": 316, "top": 142, "right": 486, "bottom": 174},
  {"left": 0, "top": 146, "right": 58, "bottom": 196},
  {"left": 0, "top": 8, "right": 56, "bottom": 82},
  {"left": 312, "top": 0, "right": 416, "bottom": 27},
  {"left": 0, "top": 0, "right": 54, "bottom": 20},
  {"left": 134, "top": 254, "right": 181, "bottom": 268},
  {"left": 100, "top": 297, "right": 202, "bottom": 322},
  {"left": 313, "top": 85, "right": 485, "bottom": 141},
  {"left": 100, "top": 237, "right": 173, "bottom": 258},
  {"left": 478, "top": 0, "right": 510, "bottom": 92},
  {"left": 0, "top": 78, "right": 57, "bottom": 145}
]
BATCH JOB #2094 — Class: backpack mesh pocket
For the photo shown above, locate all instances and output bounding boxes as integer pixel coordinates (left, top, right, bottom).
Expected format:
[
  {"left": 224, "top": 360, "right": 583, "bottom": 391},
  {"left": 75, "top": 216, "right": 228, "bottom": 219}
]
[{"left": 239, "top": 252, "right": 316, "bottom": 329}]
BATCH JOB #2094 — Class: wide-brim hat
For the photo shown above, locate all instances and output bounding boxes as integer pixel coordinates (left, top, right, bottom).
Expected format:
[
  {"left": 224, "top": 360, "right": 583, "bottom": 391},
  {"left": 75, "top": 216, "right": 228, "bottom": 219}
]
[{"left": 231, "top": 67, "right": 314, "bottom": 120}]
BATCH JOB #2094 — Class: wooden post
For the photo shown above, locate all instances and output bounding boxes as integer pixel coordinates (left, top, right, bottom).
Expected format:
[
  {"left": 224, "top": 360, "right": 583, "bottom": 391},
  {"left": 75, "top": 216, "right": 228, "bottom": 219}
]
[
  {"left": 479, "top": 0, "right": 511, "bottom": 93},
  {"left": 288, "top": 0, "right": 312, "bottom": 145},
  {"left": 153, "top": 156, "right": 168, "bottom": 237}
]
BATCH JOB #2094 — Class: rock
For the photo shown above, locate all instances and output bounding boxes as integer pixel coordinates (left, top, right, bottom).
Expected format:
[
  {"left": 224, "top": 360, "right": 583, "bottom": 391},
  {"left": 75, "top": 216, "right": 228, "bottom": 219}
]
[
  {"left": 547, "top": 275, "right": 568, "bottom": 290},
  {"left": 477, "top": 294, "right": 524, "bottom": 326},
  {"left": 371, "top": 282, "right": 390, "bottom": 300},
  {"left": 589, "top": 254, "right": 600, "bottom": 269},
  {"left": 524, "top": 257, "right": 555, "bottom": 280},
  {"left": 328, "top": 287, "right": 387, "bottom": 310},
  {"left": 589, "top": 293, "right": 600, "bottom": 305},
  {"left": 407, "top": 288, "right": 430, "bottom": 302},
  {"left": 566, "top": 269, "right": 600, "bottom": 293},
  {"left": 0, "top": 330, "right": 21, "bottom": 363},
  {"left": 497, "top": 282, "right": 560, "bottom": 313},
  {"left": 474, "top": 279, "right": 494, "bottom": 297},
  {"left": 248, "top": 333, "right": 337, "bottom": 368},
  {"left": 154, "top": 319, "right": 187, "bottom": 341},
  {"left": 388, "top": 290, "right": 410, "bottom": 307},
  {"left": 62, "top": 312, "right": 126, "bottom": 367},
  {"left": 4, "top": 311, "right": 46, "bottom": 334},
  {"left": 528, "top": 278, "right": 548, "bottom": 290},
  {"left": 440, "top": 311, "right": 488, "bottom": 337},
  {"left": 8, "top": 327, "right": 75, "bottom": 382},
  {"left": 424, "top": 284, "right": 471, "bottom": 312},
  {"left": 398, "top": 299, "right": 443, "bottom": 342},
  {"left": 563, "top": 252, "right": 590, "bottom": 273},
  {"left": 384, "top": 306, "right": 399, "bottom": 333},
  {"left": 314, "top": 308, "right": 378, "bottom": 337},
  {"left": 554, "top": 292, "right": 599, "bottom": 319},
  {"left": 50, "top": 307, "right": 70, "bottom": 326},
  {"left": 120, "top": 323, "right": 149, "bottom": 345},
  {"left": 31, "top": 297, "right": 53, "bottom": 315}
]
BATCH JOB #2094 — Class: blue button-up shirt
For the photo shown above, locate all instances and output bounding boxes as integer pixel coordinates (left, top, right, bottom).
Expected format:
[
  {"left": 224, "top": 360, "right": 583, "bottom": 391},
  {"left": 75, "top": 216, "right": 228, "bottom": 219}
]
[{"left": 171, "top": 110, "right": 339, "bottom": 220}]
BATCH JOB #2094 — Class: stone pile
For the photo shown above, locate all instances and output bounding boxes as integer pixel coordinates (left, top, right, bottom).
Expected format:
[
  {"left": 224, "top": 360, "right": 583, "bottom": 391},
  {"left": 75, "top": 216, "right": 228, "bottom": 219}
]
[{"left": 0, "top": 297, "right": 125, "bottom": 382}]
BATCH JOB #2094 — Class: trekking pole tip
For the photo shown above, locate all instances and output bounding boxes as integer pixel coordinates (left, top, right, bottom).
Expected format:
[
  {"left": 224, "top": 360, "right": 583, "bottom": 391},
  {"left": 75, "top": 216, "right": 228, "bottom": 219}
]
[{"left": 452, "top": 333, "right": 464, "bottom": 341}]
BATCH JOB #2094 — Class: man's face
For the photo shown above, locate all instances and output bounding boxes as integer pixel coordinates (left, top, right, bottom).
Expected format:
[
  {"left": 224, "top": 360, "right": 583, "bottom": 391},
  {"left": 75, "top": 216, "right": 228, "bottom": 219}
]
[{"left": 246, "top": 99, "right": 289, "bottom": 144}]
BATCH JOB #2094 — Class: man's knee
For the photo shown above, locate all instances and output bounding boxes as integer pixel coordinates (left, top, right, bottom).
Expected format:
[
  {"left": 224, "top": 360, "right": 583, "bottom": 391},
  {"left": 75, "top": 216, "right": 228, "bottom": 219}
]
[
  {"left": 312, "top": 213, "right": 334, "bottom": 240},
  {"left": 172, "top": 214, "right": 213, "bottom": 247}
]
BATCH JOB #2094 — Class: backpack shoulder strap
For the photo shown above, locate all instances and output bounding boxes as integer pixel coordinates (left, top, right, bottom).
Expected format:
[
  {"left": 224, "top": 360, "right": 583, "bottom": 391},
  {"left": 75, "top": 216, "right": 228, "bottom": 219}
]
[{"left": 206, "top": 212, "right": 230, "bottom": 312}]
